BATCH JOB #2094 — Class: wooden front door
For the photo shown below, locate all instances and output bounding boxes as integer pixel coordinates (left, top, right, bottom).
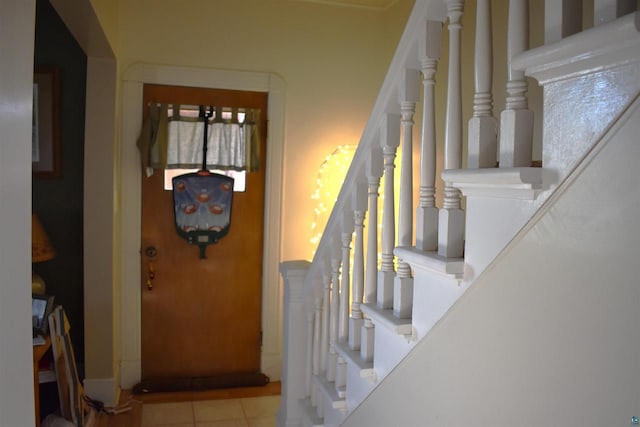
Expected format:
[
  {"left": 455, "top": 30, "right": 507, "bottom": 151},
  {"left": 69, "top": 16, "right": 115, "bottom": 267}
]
[{"left": 140, "top": 84, "right": 268, "bottom": 386}]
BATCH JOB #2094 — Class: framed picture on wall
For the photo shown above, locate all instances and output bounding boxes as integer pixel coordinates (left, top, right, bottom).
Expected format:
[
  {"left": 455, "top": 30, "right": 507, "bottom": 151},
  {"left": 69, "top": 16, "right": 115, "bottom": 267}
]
[{"left": 33, "top": 65, "right": 61, "bottom": 178}]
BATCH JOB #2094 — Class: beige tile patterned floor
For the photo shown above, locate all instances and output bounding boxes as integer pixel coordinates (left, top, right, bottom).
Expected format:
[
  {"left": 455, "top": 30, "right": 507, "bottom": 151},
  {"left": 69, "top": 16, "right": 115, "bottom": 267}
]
[{"left": 141, "top": 396, "right": 279, "bottom": 427}]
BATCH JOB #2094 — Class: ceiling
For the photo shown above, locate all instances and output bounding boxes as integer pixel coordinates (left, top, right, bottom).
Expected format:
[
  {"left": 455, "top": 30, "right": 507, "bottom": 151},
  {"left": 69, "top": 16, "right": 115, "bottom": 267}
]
[{"left": 290, "top": 0, "right": 400, "bottom": 10}]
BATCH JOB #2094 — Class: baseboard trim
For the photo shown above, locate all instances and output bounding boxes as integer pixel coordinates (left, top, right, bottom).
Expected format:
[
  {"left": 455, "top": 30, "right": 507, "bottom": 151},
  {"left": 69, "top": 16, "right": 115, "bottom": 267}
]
[
  {"left": 83, "top": 377, "right": 118, "bottom": 407},
  {"left": 262, "top": 352, "right": 282, "bottom": 382},
  {"left": 120, "top": 358, "right": 141, "bottom": 390}
]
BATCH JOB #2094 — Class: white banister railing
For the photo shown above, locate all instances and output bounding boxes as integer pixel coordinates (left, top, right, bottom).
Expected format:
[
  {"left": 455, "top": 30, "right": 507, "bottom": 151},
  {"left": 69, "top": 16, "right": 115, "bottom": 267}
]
[{"left": 279, "top": 1, "right": 639, "bottom": 426}]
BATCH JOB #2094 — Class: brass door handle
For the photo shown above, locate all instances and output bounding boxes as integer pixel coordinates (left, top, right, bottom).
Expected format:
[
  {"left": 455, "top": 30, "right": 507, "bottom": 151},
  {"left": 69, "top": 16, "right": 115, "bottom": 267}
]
[
  {"left": 144, "top": 246, "right": 157, "bottom": 290},
  {"left": 146, "top": 260, "right": 155, "bottom": 290}
]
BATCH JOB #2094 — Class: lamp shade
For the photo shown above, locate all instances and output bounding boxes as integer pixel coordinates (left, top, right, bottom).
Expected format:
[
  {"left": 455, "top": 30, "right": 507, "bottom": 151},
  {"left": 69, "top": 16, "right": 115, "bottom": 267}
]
[{"left": 32, "top": 214, "right": 56, "bottom": 262}]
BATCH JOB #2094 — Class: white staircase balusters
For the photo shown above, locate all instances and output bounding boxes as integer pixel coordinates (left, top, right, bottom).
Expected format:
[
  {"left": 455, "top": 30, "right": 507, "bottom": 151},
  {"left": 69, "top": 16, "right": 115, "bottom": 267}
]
[
  {"left": 377, "top": 114, "right": 401, "bottom": 309},
  {"left": 349, "top": 182, "right": 367, "bottom": 350},
  {"left": 416, "top": 20, "right": 442, "bottom": 252},
  {"left": 305, "top": 295, "right": 314, "bottom": 399},
  {"left": 320, "top": 267, "right": 331, "bottom": 375},
  {"left": 311, "top": 292, "right": 322, "bottom": 408},
  {"left": 361, "top": 146, "right": 383, "bottom": 362},
  {"left": 439, "top": 0, "right": 466, "bottom": 259},
  {"left": 468, "top": 0, "right": 497, "bottom": 168},
  {"left": 394, "top": 71, "right": 419, "bottom": 319},
  {"left": 593, "top": 0, "right": 636, "bottom": 25},
  {"left": 327, "top": 242, "right": 341, "bottom": 382},
  {"left": 499, "top": 0, "right": 533, "bottom": 168},
  {"left": 336, "top": 211, "right": 354, "bottom": 396},
  {"left": 544, "top": 0, "right": 583, "bottom": 43},
  {"left": 339, "top": 210, "right": 354, "bottom": 342},
  {"left": 334, "top": 356, "right": 347, "bottom": 397}
]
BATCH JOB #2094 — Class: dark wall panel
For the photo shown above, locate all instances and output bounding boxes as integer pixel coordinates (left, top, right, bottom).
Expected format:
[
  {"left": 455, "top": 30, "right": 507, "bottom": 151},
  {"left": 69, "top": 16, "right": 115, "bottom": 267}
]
[{"left": 33, "top": 0, "right": 87, "bottom": 372}]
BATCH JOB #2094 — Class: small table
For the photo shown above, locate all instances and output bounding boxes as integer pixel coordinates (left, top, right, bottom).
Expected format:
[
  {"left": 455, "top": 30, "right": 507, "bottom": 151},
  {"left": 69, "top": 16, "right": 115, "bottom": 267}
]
[{"left": 33, "top": 336, "right": 52, "bottom": 427}]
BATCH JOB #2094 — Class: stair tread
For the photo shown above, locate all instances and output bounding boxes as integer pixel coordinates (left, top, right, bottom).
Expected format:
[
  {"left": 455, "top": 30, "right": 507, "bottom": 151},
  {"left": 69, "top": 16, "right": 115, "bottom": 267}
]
[
  {"left": 335, "top": 340, "right": 375, "bottom": 375},
  {"left": 441, "top": 167, "right": 542, "bottom": 200},
  {"left": 361, "top": 303, "right": 413, "bottom": 335},
  {"left": 299, "top": 397, "right": 325, "bottom": 426},
  {"left": 313, "top": 375, "right": 347, "bottom": 409},
  {"left": 394, "top": 247, "right": 464, "bottom": 278}
]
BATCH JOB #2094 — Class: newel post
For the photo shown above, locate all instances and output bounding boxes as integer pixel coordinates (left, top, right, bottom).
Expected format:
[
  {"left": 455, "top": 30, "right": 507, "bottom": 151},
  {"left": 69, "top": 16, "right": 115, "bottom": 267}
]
[{"left": 277, "top": 260, "right": 311, "bottom": 427}]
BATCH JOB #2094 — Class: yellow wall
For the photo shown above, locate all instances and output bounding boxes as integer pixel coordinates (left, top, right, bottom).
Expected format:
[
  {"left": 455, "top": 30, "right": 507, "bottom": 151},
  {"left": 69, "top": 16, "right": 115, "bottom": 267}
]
[
  {"left": 90, "top": 0, "right": 120, "bottom": 56},
  {"left": 114, "top": 0, "right": 414, "bottom": 260}
]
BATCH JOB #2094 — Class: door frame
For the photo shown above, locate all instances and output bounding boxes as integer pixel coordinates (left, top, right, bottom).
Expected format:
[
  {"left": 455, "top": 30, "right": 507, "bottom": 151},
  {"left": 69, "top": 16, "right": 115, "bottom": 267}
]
[{"left": 119, "top": 63, "right": 286, "bottom": 388}]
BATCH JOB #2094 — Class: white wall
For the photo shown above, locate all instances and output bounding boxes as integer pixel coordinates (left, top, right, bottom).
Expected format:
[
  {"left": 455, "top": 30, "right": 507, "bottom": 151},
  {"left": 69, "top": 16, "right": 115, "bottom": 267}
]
[
  {"left": 0, "top": 0, "right": 37, "bottom": 424},
  {"left": 343, "top": 97, "right": 640, "bottom": 426}
]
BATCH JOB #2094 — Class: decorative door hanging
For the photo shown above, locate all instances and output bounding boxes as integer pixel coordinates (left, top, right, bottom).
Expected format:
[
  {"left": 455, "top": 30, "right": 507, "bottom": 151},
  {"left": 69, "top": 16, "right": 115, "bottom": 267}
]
[{"left": 172, "top": 106, "right": 234, "bottom": 259}]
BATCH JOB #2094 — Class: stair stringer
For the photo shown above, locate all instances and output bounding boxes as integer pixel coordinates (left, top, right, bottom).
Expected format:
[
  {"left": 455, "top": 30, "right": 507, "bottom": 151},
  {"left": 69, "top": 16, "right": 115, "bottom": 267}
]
[{"left": 340, "top": 86, "right": 640, "bottom": 427}]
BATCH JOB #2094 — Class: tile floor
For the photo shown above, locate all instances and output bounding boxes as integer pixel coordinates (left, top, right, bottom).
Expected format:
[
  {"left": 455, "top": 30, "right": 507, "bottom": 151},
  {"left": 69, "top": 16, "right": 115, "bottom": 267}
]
[{"left": 141, "top": 395, "right": 280, "bottom": 427}]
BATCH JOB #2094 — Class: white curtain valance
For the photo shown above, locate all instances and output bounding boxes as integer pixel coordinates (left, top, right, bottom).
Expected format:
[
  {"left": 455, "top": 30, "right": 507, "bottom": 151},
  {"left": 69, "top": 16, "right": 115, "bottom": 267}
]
[{"left": 137, "top": 103, "right": 261, "bottom": 176}]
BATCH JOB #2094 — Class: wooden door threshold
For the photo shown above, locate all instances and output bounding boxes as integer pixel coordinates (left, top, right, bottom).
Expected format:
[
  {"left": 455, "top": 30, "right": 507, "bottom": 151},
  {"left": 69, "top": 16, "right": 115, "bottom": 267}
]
[
  {"left": 132, "top": 372, "right": 270, "bottom": 395},
  {"left": 124, "top": 380, "right": 281, "bottom": 404}
]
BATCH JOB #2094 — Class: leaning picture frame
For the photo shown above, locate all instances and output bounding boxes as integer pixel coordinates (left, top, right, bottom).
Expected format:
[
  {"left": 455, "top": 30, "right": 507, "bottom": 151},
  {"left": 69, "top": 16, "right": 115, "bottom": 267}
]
[{"left": 33, "top": 65, "right": 61, "bottom": 178}]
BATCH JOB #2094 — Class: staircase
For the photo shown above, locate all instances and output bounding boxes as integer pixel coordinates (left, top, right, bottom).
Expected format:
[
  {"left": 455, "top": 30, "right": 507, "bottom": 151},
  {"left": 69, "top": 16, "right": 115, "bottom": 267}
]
[{"left": 278, "top": 1, "right": 640, "bottom": 426}]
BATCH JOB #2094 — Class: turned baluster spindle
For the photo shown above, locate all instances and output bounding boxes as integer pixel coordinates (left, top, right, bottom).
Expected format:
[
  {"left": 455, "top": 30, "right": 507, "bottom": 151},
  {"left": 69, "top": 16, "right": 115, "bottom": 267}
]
[
  {"left": 377, "top": 114, "right": 400, "bottom": 309},
  {"left": 468, "top": 0, "right": 497, "bottom": 168},
  {"left": 305, "top": 301, "right": 314, "bottom": 397},
  {"left": 416, "top": 20, "right": 441, "bottom": 252},
  {"left": 439, "top": 0, "right": 466, "bottom": 258},
  {"left": 444, "top": 0, "right": 464, "bottom": 173},
  {"left": 361, "top": 147, "right": 382, "bottom": 362},
  {"left": 320, "top": 269, "right": 330, "bottom": 374},
  {"left": 349, "top": 182, "right": 367, "bottom": 350},
  {"left": 312, "top": 293, "right": 322, "bottom": 378},
  {"left": 545, "top": 0, "right": 582, "bottom": 43},
  {"left": 365, "top": 146, "right": 382, "bottom": 306},
  {"left": 339, "top": 211, "right": 354, "bottom": 342},
  {"left": 499, "top": 0, "right": 533, "bottom": 168},
  {"left": 592, "top": 0, "right": 635, "bottom": 26},
  {"left": 310, "top": 293, "right": 321, "bottom": 407},
  {"left": 398, "top": 71, "right": 419, "bottom": 252},
  {"left": 327, "top": 250, "right": 341, "bottom": 382},
  {"left": 395, "top": 75, "right": 418, "bottom": 319}
]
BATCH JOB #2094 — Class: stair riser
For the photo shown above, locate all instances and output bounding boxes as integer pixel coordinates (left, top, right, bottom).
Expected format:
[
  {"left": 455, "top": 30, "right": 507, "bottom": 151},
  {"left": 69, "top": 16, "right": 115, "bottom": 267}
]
[
  {"left": 345, "top": 363, "right": 376, "bottom": 411},
  {"left": 371, "top": 325, "right": 416, "bottom": 381},
  {"left": 410, "top": 272, "right": 464, "bottom": 340}
]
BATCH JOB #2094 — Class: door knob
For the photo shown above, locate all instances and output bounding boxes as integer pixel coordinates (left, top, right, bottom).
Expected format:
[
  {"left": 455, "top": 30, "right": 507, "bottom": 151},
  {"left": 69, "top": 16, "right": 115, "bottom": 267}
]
[{"left": 145, "top": 246, "right": 158, "bottom": 258}]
